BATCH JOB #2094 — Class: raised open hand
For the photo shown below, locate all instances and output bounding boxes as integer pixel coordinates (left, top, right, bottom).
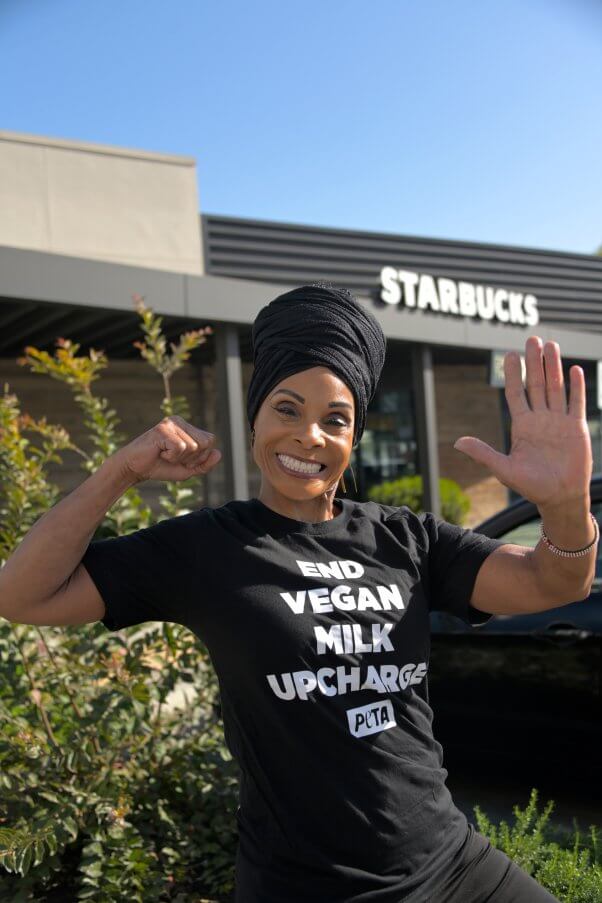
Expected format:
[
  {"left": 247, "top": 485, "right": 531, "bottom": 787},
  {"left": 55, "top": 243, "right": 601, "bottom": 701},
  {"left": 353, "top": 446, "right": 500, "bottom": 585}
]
[{"left": 453, "top": 337, "right": 593, "bottom": 509}]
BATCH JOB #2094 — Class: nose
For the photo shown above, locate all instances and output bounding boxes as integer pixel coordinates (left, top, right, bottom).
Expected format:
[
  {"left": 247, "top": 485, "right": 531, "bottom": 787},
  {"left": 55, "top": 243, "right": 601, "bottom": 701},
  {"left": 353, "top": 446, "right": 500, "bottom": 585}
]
[{"left": 295, "top": 420, "right": 326, "bottom": 448}]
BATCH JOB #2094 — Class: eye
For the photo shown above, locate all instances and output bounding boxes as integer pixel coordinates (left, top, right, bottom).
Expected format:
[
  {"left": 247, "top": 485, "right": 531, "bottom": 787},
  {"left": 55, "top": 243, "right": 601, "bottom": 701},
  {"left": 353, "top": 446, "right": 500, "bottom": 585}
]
[
  {"left": 272, "top": 403, "right": 297, "bottom": 417},
  {"left": 326, "top": 413, "right": 350, "bottom": 427}
]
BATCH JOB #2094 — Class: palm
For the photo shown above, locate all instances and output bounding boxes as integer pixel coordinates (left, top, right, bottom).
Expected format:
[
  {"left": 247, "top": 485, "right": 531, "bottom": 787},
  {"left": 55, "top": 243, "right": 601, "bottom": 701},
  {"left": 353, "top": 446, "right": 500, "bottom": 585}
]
[{"left": 454, "top": 338, "right": 593, "bottom": 509}]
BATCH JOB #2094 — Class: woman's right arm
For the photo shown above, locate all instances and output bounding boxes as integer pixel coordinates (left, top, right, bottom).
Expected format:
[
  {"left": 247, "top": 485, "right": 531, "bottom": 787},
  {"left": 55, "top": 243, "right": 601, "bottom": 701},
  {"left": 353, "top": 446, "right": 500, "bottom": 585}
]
[{"left": 0, "top": 416, "right": 221, "bottom": 627}]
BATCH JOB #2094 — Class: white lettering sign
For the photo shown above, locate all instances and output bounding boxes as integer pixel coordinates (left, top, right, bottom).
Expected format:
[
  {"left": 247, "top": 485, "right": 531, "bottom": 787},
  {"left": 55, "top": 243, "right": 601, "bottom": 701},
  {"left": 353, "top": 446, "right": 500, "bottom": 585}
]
[{"left": 380, "top": 267, "right": 539, "bottom": 327}]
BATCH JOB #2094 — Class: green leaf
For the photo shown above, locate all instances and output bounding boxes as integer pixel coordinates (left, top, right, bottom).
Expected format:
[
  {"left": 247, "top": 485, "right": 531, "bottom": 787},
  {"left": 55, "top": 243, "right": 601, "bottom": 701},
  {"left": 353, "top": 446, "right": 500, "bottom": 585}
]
[
  {"left": 45, "top": 832, "right": 58, "bottom": 855},
  {"left": 33, "top": 838, "right": 45, "bottom": 866},
  {"left": 17, "top": 843, "right": 33, "bottom": 876},
  {"left": 38, "top": 789, "right": 61, "bottom": 804},
  {"left": 84, "top": 841, "right": 104, "bottom": 856},
  {"left": 81, "top": 858, "right": 103, "bottom": 877},
  {"left": 62, "top": 816, "right": 78, "bottom": 840},
  {"left": 131, "top": 681, "right": 150, "bottom": 703}
]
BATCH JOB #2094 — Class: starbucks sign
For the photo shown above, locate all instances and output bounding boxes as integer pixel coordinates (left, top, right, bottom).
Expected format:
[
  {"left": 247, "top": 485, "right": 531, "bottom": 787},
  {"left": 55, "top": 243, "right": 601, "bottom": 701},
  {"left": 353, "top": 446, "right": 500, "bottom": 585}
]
[{"left": 380, "top": 267, "right": 539, "bottom": 327}]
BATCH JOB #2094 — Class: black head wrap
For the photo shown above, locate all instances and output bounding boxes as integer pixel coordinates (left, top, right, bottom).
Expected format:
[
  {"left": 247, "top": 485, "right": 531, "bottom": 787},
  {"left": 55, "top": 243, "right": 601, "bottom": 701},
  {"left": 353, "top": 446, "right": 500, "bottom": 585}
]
[{"left": 247, "top": 283, "right": 386, "bottom": 444}]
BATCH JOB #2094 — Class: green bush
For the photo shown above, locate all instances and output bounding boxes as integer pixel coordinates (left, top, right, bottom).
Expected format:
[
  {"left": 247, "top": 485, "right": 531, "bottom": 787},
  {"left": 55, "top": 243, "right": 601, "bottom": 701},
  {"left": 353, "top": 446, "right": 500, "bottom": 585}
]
[
  {"left": 474, "top": 788, "right": 601, "bottom": 903},
  {"left": 367, "top": 474, "right": 471, "bottom": 525},
  {"left": 0, "top": 299, "right": 238, "bottom": 901}
]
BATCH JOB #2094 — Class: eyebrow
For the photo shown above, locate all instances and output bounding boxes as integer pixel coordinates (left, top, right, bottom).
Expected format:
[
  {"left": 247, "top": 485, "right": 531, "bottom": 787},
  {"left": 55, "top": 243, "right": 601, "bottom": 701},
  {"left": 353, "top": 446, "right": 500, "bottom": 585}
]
[{"left": 271, "top": 388, "right": 353, "bottom": 409}]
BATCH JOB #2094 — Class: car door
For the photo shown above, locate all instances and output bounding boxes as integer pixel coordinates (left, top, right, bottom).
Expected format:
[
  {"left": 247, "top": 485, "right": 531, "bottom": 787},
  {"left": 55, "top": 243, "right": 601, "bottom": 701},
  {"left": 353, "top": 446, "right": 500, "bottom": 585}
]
[{"left": 429, "top": 499, "right": 602, "bottom": 774}]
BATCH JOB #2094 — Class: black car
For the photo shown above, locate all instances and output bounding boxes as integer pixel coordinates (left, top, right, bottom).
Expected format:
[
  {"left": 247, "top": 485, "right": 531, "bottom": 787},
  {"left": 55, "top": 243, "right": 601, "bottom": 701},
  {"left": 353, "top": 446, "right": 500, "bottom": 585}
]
[{"left": 428, "top": 475, "right": 602, "bottom": 779}]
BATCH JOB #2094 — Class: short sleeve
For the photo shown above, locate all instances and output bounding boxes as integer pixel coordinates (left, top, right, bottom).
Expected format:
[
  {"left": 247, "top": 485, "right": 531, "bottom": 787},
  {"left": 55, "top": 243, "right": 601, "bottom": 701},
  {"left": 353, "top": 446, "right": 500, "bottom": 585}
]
[
  {"left": 418, "top": 511, "right": 509, "bottom": 627},
  {"left": 81, "top": 509, "right": 208, "bottom": 632}
]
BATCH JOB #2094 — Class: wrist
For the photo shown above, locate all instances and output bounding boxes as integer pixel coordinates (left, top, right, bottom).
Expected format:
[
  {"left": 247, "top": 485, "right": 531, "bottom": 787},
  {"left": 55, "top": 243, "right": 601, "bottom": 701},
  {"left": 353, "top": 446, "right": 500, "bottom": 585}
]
[
  {"left": 101, "top": 452, "right": 142, "bottom": 491},
  {"left": 537, "top": 496, "right": 597, "bottom": 552}
]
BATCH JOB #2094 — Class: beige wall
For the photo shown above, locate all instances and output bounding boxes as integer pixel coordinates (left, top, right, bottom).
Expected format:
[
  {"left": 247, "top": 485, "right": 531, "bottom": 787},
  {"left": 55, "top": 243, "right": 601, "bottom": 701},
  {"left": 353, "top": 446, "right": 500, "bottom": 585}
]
[
  {"left": 0, "top": 130, "right": 203, "bottom": 274},
  {"left": 434, "top": 362, "right": 509, "bottom": 526}
]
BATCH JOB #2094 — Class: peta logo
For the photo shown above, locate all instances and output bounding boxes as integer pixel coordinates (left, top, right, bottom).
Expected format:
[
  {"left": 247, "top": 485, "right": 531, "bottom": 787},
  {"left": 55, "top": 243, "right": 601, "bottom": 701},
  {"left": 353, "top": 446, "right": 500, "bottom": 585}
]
[{"left": 346, "top": 699, "right": 396, "bottom": 738}]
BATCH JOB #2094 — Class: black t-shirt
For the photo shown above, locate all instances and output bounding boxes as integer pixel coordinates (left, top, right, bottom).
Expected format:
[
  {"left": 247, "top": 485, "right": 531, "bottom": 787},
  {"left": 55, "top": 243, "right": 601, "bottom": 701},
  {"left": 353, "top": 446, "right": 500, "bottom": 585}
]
[{"left": 81, "top": 497, "right": 507, "bottom": 902}]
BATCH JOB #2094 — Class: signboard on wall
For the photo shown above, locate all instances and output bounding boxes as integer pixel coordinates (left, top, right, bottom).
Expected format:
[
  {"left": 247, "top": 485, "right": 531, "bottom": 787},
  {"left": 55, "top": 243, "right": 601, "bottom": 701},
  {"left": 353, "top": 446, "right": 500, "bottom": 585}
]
[
  {"left": 492, "top": 355, "right": 602, "bottom": 407},
  {"left": 489, "top": 350, "right": 526, "bottom": 388},
  {"left": 380, "top": 267, "right": 539, "bottom": 327}
]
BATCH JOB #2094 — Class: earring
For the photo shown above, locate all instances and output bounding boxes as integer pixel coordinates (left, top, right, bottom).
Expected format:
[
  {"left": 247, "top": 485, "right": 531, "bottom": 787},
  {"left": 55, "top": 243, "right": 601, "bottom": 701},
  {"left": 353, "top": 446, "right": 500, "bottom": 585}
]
[
  {"left": 349, "top": 463, "right": 358, "bottom": 494},
  {"left": 250, "top": 428, "right": 255, "bottom": 447},
  {"left": 340, "top": 472, "right": 347, "bottom": 494}
]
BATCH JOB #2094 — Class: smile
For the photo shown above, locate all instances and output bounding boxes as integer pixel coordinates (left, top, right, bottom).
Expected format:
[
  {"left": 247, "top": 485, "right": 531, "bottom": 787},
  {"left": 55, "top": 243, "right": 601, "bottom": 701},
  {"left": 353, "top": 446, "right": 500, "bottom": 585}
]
[{"left": 276, "top": 453, "right": 326, "bottom": 477}]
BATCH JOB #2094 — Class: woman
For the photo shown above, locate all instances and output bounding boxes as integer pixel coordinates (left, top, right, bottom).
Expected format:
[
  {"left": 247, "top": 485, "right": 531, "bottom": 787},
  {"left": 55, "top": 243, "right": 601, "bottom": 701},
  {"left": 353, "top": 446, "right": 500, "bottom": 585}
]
[{"left": 1, "top": 284, "right": 597, "bottom": 902}]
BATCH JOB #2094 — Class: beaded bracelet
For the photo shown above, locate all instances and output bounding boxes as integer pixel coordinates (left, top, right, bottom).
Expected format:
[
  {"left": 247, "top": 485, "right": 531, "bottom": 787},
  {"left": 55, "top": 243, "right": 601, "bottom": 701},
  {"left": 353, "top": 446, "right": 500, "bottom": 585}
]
[{"left": 539, "top": 512, "right": 600, "bottom": 558}]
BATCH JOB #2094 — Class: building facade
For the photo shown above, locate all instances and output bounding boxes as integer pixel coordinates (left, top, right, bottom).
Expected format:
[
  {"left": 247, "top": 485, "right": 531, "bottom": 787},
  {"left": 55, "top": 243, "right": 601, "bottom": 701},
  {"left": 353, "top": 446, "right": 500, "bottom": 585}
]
[{"left": 1, "top": 130, "right": 601, "bottom": 526}]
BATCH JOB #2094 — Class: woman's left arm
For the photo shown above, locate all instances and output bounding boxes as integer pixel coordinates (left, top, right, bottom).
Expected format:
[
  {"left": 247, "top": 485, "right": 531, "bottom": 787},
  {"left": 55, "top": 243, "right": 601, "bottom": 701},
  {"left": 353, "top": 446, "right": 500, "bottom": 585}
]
[{"left": 454, "top": 336, "right": 599, "bottom": 616}]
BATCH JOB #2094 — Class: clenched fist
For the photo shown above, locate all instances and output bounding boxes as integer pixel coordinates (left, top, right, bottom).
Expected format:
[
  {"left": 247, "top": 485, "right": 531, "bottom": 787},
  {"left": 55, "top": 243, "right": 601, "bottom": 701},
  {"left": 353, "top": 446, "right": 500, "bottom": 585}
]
[{"left": 115, "top": 415, "right": 222, "bottom": 484}]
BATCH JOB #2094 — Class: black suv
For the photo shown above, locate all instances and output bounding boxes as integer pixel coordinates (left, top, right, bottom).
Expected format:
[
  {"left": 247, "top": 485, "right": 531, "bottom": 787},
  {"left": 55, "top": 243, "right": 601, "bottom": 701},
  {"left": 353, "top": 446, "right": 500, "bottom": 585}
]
[{"left": 428, "top": 475, "right": 602, "bottom": 779}]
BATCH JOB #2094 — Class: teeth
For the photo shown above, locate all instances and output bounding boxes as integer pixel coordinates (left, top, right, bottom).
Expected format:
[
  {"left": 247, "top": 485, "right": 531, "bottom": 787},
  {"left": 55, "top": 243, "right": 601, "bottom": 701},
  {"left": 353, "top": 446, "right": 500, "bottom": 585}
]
[{"left": 277, "top": 454, "right": 323, "bottom": 475}]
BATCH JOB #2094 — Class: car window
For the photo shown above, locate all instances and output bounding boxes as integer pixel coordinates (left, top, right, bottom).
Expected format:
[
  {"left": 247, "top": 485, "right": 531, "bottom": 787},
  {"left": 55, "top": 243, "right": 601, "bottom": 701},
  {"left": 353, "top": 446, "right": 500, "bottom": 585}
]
[{"left": 498, "top": 500, "right": 602, "bottom": 593}]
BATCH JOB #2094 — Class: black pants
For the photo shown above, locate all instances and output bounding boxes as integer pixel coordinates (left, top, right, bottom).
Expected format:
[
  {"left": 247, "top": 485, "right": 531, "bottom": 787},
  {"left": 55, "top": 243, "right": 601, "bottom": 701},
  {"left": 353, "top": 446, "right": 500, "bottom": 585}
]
[
  {"left": 427, "top": 823, "right": 559, "bottom": 902},
  {"left": 234, "top": 824, "right": 560, "bottom": 902}
]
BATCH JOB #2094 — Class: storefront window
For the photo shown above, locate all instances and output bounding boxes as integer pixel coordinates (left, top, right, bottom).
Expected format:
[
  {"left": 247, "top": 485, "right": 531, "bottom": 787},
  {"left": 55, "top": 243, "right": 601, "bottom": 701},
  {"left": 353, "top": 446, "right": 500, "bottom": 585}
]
[{"left": 347, "top": 343, "right": 417, "bottom": 500}]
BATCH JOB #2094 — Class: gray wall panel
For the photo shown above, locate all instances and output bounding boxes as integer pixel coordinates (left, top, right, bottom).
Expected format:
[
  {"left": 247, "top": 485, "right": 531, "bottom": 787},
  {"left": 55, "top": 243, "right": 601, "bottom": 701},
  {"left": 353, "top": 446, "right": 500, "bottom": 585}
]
[{"left": 203, "top": 214, "right": 602, "bottom": 335}]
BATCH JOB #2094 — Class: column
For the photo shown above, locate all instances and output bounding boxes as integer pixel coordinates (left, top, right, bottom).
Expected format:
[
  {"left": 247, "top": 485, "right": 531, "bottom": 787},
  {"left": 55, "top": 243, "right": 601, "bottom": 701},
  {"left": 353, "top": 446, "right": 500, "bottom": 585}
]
[
  {"left": 411, "top": 344, "right": 441, "bottom": 516},
  {"left": 215, "top": 325, "right": 249, "bottom": 500}
]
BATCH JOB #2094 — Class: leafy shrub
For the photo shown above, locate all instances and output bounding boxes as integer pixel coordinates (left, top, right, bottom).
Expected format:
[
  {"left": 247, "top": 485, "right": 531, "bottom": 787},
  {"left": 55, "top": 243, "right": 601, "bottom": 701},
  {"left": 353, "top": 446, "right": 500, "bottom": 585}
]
[
  {"left": 0, "top": 299, "right": 237, "bottom": 901},
  {"left": 474, "top": 788, "right": 602, "bottom": 903},
  {"left": 367, "top": 474, "right": 471, "bottom": 525}
]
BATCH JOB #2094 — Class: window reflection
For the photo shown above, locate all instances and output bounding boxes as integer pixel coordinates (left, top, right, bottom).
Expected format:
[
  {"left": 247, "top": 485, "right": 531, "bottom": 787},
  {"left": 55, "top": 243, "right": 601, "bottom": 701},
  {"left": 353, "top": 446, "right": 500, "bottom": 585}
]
[{"left": 346, "top": 345, "right": 417, "bottom": 500}]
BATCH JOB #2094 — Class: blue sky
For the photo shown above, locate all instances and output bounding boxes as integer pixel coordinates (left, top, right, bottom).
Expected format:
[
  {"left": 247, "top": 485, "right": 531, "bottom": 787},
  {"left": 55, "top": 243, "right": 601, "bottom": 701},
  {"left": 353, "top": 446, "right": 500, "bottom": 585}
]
[{"left": 1, "top": 0, "right": 601, "bottom": 254}]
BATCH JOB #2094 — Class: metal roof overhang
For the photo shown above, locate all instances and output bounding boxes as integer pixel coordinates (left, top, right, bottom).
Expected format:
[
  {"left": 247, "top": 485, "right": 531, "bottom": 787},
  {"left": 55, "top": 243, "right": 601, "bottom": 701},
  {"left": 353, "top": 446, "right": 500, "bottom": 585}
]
[{"left": 0, "top": 244, "right": 600, "bottom": 360}]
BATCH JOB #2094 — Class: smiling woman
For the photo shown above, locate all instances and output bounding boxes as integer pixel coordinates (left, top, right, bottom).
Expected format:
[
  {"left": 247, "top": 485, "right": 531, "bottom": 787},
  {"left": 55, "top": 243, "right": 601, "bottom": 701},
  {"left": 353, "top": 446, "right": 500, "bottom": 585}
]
[{"left": 3, "top": 281, "right": 564, "bottom": 903}]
